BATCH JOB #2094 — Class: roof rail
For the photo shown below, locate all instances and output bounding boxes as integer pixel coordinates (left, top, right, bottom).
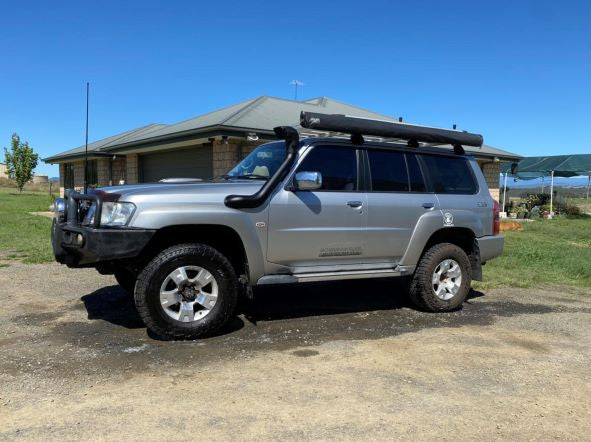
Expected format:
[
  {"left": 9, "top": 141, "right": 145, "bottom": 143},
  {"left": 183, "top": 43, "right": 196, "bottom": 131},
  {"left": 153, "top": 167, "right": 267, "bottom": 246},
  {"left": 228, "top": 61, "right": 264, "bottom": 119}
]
[{"left": 300, "top": 111, "right": 483, "bottom": 154}]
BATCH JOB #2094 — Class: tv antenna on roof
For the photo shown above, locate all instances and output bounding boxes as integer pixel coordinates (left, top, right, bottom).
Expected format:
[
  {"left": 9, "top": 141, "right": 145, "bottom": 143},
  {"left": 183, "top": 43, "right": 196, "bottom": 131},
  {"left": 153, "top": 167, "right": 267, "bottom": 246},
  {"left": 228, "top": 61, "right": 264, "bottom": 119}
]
[{"left": 289, "top": 80, "right": 304, "bottom": 101}]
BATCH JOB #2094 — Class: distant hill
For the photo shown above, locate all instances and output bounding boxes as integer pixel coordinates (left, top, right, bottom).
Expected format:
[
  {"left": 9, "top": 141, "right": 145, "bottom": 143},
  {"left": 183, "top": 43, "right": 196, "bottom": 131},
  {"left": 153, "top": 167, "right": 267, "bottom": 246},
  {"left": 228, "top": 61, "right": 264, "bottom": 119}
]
[{"left": 499, "top": 175, "right": 589, "bottom": 189}]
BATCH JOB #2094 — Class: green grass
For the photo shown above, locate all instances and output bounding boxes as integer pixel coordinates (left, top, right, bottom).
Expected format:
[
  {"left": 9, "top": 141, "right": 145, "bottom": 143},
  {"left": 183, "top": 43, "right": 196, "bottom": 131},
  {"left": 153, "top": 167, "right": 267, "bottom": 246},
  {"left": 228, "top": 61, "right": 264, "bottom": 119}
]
[
  {"left": 0, "top": 187, "right": 54, "bottom": 263},
  {"left": 475, "top": 217, "right": 591, "bottom": 290}
]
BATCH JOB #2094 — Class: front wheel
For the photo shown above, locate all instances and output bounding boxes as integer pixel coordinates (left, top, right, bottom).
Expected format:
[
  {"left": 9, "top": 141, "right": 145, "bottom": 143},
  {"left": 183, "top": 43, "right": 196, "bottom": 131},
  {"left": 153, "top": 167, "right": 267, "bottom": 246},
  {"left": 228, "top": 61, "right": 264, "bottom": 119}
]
[
  {"left": 409, "top": 243, "right": 472, "bottom": 312},
  {"left": 134, "top": 243, "right": 238, "bottom": 339}
]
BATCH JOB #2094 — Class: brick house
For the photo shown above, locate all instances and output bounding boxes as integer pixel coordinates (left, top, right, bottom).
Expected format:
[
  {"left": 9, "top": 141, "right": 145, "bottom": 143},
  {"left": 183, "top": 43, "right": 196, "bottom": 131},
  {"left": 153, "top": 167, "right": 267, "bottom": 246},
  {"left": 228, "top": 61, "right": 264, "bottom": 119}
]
[{"left": 43, "top": 96, "right": 520, "bottom": 199}]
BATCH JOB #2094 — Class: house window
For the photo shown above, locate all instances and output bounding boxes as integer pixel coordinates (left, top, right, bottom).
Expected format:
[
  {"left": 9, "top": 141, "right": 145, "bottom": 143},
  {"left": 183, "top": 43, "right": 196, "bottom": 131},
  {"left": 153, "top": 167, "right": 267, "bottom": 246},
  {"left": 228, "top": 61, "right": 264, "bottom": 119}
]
[{"left": 64, "top": 163, "right": 74, "bottom": 189}]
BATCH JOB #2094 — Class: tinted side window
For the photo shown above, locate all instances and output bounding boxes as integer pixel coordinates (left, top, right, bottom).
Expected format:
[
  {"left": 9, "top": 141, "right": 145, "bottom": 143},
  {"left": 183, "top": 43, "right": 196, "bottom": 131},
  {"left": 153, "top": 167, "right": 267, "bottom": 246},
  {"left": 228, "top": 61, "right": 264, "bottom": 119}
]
[
  {"left": 406, "top": 154, "right": 426, "bottom": 192},
  {"left": 420, "top": 154, "right": 478, "bottom": 194},
  {"left": 297, "top": 146, "right": 358, "bottom": 191},
  {"left": 368, "top": 150, "right": 408, "bottom": 191}
]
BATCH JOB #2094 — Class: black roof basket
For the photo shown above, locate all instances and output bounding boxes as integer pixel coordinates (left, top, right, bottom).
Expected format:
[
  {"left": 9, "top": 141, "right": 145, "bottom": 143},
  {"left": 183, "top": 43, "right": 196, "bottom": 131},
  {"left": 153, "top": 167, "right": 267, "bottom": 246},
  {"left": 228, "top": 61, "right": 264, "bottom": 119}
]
[{"left": 300, "top": 111, "right": 483, "bottom": 155}]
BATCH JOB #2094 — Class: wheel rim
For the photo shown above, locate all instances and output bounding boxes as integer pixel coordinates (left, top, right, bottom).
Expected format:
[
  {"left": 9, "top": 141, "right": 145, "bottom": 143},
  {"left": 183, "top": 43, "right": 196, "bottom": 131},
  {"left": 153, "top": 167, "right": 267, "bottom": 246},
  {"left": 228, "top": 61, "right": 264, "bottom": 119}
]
[
  {"left": 159, "top": 266, "right": 218, "bottom": 322},
  {"left": 431, "top": 258, "right": 462, "bottom": 301}
]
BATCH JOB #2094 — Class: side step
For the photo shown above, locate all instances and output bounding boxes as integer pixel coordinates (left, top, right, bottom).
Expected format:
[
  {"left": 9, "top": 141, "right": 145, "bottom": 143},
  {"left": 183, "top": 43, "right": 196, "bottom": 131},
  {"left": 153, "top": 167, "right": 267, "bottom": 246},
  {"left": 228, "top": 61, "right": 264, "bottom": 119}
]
[{"left": 256, "top": 267, "right": 413, "bottom": 285}]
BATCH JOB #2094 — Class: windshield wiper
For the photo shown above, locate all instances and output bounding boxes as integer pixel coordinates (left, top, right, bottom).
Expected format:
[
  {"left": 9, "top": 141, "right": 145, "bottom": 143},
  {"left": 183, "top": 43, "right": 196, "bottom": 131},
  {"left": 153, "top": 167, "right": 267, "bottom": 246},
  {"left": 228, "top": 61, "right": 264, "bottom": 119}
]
[{"left": 231, "top": 174, "right": 269, "bottom": 180}]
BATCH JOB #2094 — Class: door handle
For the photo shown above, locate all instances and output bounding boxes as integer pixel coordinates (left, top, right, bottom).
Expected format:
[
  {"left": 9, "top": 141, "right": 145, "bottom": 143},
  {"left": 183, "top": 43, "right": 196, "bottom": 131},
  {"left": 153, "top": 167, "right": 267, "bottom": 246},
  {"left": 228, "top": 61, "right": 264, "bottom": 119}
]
[
  {"left": 422, "top": 202, "right": 435, "bottom": 209},
  {"left": 347, "top": 201, "right": 363, "bottom": 208}
]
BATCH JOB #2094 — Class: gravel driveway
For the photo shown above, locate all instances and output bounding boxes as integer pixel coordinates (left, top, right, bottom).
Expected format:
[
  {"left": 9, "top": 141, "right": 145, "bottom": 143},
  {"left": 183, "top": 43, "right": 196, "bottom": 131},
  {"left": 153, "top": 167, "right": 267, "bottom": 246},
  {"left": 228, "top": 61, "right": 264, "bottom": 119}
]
[{"left": 0, "top": 262, "right": 590, "bottom": 440}]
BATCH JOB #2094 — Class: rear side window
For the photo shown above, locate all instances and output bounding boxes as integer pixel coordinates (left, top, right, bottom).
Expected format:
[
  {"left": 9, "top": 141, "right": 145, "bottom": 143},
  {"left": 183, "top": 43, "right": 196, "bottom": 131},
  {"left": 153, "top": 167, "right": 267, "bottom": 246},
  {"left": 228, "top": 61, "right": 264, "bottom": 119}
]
[
  {"left": 368, "top": 150, "right": 408, "bottom": 191},
  {"left": 297, "top": 146, "right": 358, "bottom": 191},
  {"left": 420, "top": 154, "right": 478, "bottom": 194}
]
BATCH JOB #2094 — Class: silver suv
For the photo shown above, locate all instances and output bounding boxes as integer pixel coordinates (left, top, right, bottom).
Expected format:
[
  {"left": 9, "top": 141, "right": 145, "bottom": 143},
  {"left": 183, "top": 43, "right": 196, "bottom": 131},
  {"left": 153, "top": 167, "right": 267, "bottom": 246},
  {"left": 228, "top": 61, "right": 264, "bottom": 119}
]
[{"left": 51, "top": 112, "right": 503, "bottom": 339}]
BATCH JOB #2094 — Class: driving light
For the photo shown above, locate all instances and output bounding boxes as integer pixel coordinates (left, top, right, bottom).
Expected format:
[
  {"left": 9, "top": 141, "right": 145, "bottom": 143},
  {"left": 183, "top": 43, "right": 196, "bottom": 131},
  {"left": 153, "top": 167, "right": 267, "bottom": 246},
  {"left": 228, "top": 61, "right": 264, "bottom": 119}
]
[{"left": 100, "top": 202, "right": 135, "bottom": 226}]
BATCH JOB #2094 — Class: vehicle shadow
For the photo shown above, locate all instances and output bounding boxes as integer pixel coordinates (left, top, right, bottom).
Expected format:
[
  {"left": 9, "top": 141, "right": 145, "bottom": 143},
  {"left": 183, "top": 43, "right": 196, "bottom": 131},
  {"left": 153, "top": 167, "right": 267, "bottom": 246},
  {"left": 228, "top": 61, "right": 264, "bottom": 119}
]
[
  {"left": 80, "top": 281, "right": 485, "bottom": 337},
  {"left": 242, "top": 277, "right": 414, "bottom": 323},
  {"left": 81, "top": 285, "right": 144, "bottom": 329},
  {"left": 80, "top": 285, "right": 245, "bottom": 339}
]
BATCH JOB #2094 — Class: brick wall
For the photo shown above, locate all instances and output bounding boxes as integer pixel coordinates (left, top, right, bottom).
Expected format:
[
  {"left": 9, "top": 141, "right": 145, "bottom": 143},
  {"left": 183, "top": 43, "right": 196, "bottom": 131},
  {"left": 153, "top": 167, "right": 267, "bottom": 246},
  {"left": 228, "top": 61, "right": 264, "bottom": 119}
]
[
  {"left": 97, "top": 158, "right": 110, "bottom": 187},
  {"left": 213, "top": 141, "right": 240, "bottom": 177},
  {"left": 126, "top": 154, "right": 139, "bottom": 184},
  {"left": 481, "top": 161, "right": 501, "bottom": 201},
  {"left": 59, "top": 163, "right": 65, "bottom": 196},
  {"left": 112, "top": 157, "right": 127, "bottom": 184},
  {"left": 73, "top": 161, "right": 85, "bottom": 191},
  {"left": 212, "top": 140, "right": 263, "bottom": 177}
]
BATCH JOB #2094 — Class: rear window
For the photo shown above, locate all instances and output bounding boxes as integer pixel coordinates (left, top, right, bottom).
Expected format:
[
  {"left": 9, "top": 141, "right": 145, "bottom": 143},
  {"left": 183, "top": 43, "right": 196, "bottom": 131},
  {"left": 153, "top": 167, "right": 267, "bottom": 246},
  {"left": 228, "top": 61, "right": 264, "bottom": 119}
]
[
  {"left": 368, "top": 150, "right": 408, "bottom": 191},
  {"left": 367, "top": 150, "right": 427, "bottom": 192},
  {"left": 419, "top": 154, "right": 478, "bottom": 194}
]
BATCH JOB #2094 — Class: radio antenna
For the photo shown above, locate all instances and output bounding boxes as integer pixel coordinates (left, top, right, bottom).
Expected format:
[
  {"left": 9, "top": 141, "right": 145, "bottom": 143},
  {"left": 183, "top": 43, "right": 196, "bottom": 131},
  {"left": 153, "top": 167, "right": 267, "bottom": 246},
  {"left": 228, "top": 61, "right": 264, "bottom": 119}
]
[
  {"left": 84, "top": 82, "right": 90, "bottom": 193},
  {"left": 289, "top": 80, "right": 304, "bottom": 101}
]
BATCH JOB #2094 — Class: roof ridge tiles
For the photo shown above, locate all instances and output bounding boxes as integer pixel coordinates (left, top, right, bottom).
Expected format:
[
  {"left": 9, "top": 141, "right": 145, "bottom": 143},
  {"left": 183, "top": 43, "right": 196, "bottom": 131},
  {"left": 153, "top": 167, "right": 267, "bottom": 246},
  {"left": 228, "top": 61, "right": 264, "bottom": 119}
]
[{"left": 221, "top": 96, "right": 268, "bottom": 126}]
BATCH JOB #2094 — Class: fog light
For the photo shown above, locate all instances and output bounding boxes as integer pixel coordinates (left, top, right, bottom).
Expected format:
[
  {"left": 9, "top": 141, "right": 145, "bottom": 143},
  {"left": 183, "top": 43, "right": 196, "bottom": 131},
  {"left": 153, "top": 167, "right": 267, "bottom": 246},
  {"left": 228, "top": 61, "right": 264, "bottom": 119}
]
[{"left": 76, "top": 234, "right": 84, "bottom": 245}]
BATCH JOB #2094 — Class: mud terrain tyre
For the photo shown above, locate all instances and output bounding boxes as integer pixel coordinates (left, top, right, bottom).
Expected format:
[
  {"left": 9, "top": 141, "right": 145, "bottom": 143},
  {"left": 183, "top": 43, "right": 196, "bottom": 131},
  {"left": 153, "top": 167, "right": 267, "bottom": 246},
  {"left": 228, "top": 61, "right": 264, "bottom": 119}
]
[
  {"left": 409, "top": 242, "right": 471, "bottom": 312},
  {"left": 114, "top": 268, "right": 137, "bottom": 296},
  {"left": 135, "top": 243, "right": 238, "bottom": 339}
]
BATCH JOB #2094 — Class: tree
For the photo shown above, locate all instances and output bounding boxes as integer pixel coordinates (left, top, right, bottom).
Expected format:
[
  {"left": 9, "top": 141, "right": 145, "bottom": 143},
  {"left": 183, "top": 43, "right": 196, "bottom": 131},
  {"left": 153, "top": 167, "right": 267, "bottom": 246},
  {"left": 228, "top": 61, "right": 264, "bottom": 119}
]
[{"left": 4, "top": 133, "right": 39, "bottom": 192}]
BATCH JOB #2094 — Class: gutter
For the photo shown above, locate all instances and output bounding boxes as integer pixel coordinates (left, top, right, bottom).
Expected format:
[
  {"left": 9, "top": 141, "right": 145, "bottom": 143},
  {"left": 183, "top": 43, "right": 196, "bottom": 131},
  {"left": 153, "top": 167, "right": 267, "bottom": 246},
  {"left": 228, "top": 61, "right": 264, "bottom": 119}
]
[{"left": 43, "top": 125, "right": 278, "bottom": 164}]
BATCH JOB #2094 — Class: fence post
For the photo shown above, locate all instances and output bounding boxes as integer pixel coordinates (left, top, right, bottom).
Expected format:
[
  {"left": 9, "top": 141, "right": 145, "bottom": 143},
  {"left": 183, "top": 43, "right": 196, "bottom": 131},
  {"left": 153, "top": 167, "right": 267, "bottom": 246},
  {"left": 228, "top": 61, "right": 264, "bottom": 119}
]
[{"left": 549, "top": 170, "right": 554, "bottom": 218}]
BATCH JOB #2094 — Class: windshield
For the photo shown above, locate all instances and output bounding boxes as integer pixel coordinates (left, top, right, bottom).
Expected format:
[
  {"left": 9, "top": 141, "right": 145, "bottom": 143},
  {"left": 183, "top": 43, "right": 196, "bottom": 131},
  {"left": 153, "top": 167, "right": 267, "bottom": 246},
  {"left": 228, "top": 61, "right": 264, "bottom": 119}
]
[{"left": 224, "top": 142, "right": 286, "bottom": 180}]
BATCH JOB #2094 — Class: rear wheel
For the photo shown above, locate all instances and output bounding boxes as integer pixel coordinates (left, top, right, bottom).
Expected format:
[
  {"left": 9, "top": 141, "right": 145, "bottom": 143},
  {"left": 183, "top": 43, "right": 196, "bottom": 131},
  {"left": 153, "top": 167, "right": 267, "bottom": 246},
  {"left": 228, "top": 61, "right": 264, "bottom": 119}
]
[
  {"left": 134, "top": 243, "right": 238, "bottom": 339},
  {"left": 409, "top": 242, "right": 471, "bottom": 312}
]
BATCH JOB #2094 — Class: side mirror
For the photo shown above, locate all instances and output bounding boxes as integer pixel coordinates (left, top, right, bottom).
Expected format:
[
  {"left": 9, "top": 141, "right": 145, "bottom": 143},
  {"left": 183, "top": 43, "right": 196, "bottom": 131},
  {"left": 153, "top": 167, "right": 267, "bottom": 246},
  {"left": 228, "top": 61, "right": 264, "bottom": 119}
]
[{"left": 294, "top": 171, "right": 322, "bottom": 190}]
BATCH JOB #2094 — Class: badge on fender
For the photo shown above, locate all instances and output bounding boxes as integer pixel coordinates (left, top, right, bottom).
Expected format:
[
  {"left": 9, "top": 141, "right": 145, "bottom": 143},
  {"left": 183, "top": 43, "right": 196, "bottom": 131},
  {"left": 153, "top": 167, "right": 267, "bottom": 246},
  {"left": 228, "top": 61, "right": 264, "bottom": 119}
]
[{"left": 443, "top": 212, "right": 454, "bottom": 227}]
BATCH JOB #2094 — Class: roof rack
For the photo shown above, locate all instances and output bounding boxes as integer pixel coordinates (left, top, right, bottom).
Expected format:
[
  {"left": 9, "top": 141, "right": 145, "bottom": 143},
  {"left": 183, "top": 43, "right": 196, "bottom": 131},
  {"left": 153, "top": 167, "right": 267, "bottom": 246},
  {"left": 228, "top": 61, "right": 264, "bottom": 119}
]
[{"left": 300, "top": 111, "right": 483, "bottom": 154}]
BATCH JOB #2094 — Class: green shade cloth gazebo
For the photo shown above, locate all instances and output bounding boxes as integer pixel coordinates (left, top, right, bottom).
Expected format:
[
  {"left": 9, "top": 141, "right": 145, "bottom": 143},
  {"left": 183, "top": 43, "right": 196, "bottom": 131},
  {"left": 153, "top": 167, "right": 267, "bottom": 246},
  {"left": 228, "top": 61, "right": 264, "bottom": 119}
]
[
  {"left": 501, "top": 154, "right": 591, "bottom": 178},
  {"left": 501, "top": 154, "right": 591, "bottom": 215}
]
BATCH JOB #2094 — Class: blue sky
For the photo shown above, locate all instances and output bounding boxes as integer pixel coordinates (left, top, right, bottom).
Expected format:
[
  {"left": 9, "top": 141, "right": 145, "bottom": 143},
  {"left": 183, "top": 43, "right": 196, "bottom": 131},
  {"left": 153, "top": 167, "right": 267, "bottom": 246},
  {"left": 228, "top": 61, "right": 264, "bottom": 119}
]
[{"left": 1, "top": 0, "right": 589, "bottom": 177}]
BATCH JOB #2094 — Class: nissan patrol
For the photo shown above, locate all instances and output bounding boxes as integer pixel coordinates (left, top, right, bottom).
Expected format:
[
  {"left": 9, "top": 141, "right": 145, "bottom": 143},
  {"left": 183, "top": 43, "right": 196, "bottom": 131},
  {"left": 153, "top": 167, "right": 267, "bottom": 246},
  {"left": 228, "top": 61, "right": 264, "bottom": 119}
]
[{"left": 51, "top": 111, "right": 504, "bottom": 339}]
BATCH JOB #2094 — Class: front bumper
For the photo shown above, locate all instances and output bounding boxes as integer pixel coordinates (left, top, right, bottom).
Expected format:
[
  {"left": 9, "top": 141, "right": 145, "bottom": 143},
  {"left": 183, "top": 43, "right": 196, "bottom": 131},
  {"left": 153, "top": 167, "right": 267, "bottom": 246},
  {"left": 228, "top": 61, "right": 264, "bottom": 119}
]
[
  {"left": 477, "top": 235, "right": 504, "bottom": 262},
  {"left": 51, "top": 219, "right": 155, "bottom": 267}
]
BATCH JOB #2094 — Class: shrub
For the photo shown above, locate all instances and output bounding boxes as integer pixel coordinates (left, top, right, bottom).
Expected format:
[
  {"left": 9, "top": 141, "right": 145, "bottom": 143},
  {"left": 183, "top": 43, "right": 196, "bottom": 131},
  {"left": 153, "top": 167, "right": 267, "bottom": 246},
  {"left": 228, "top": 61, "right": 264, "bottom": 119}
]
[
  {"left": 524, "top": 193, "right": 550, "bottom": 210},
  {"left": 566, "top": 205, "right": 581, "bottom": 216}
]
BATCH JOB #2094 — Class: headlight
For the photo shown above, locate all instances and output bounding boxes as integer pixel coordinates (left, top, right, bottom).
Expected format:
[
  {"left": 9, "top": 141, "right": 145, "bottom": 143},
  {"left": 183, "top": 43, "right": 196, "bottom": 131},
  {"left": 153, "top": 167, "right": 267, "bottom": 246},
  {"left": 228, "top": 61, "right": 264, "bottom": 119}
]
[{"left": 100, "top": 202, "right": 135, "bottom": 226}]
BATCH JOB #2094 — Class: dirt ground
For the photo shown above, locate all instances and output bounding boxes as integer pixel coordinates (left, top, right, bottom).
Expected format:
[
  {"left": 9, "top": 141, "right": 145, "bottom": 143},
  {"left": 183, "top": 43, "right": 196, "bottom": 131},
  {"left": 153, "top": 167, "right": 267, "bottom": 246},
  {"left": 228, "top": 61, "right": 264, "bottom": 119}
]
[{"left": 0, "top": 262, "right": 590, "bottom": 441}]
